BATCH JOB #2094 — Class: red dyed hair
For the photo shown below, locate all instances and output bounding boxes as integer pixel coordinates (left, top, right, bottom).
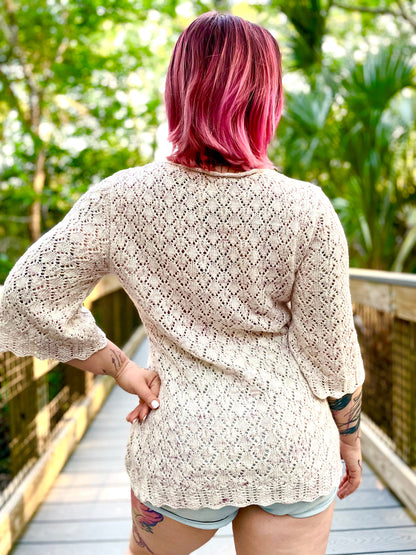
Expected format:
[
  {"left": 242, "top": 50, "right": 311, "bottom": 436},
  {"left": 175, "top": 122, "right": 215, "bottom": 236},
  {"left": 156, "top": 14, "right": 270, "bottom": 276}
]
[{"left": 165, "top": 12, "right": 283, "bottom": 171}]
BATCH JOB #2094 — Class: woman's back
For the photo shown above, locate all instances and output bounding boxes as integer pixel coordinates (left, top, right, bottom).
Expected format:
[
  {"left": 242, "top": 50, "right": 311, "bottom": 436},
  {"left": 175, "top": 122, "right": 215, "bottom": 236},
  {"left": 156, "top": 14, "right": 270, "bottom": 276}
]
[{"left": 87, "top": 159, "right": 361, "bottom": 509}]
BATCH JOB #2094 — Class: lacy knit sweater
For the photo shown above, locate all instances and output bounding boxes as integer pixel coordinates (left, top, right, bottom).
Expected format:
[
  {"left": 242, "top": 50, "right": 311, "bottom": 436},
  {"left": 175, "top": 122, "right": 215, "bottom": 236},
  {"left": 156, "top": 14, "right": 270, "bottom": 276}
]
[{"left": 0, "top": 161, "right": 364, "bottom": 509}]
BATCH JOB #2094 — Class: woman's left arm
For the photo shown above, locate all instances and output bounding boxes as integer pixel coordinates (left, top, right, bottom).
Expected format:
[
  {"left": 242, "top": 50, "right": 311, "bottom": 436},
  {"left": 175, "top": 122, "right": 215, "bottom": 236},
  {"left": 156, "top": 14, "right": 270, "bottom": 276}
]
[
  {"left": 0, "top": 173, "right": 160, "bottom": 421},
  {"left": 68, "top": 340, "right": 160, "bottom": 423},
  {"left": 0, "top": 179, "right": 112, "bottom": 361}
]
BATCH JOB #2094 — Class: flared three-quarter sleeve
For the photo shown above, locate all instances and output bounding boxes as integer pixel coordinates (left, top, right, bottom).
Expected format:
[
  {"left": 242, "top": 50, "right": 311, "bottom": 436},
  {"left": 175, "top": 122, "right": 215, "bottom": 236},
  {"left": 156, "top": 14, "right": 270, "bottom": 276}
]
[
  {"left": 0, "top": 179, "right": 112, "bottom": 362},
  {"left": 288, "top": 189, "right": 365, "bottom": 399}
]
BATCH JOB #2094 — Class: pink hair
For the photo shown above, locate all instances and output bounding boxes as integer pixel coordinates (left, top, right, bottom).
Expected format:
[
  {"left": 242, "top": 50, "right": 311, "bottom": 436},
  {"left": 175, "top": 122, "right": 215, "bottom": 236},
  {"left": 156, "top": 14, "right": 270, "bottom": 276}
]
[{"left": 165, "top": 12, "right": 283, "bottom": 171}]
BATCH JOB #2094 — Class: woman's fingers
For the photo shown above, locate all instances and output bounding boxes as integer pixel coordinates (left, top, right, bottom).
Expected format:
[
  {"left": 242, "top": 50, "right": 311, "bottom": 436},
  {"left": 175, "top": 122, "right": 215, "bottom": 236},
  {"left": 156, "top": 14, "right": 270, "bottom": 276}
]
[
  {"left": 338, "top": 468, "right": 361, "bottom": 498},
  {"left": 126, "top": 401, "right": 150, "bottom": 424},
  {"left": 137, "top": 370, "right": 161, "bottom": 410},
  {"left": 124, "top": 368, "right": 161, "bottom": 423},
  {"left": 116, "top": 363, "right": 161, "bottom": 423},
  {"left": 338, "top": 439, "right": 362, "bottom": 499},
  {"left": 337, "top": 458, "right": 362, "bottom": 499},
  {"left": 148, "top": 371, "right": 162, "bottom": 397}
]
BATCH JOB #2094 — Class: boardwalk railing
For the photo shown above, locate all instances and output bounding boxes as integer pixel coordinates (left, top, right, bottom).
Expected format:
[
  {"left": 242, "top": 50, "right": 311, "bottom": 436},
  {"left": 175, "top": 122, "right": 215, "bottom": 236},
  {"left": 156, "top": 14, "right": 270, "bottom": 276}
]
[
  {"left": 350, "top": 268, "right": 416, "bottom": 516},
  {"left": 350, "top": 269, "right": 416, "bottom": 468},
  {"left": 0, "top": 275, "right": 140, "bottom": 509}
]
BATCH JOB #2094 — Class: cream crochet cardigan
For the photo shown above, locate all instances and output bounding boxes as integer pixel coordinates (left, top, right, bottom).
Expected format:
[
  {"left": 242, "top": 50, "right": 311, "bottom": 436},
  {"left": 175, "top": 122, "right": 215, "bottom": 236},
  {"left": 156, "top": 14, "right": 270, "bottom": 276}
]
[{"left": 0, "top": 161, "right": 364, "bottom": 509}]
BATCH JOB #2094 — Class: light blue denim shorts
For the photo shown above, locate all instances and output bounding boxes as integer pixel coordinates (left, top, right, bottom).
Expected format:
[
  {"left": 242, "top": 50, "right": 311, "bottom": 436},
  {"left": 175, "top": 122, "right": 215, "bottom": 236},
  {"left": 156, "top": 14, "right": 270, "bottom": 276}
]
[{"left": 143, "top": 487, "right": 337, "bottom": 530}]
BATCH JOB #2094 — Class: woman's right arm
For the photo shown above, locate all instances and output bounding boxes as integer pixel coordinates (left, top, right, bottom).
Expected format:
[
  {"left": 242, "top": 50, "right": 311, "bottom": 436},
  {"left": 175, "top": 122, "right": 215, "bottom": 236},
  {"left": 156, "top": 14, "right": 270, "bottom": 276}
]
[
  {"left": 287, "top": 187, "right": 365, "bottom": 498},
  {"left": 328, "top": 386, "right": 363, "bottom": 499}
]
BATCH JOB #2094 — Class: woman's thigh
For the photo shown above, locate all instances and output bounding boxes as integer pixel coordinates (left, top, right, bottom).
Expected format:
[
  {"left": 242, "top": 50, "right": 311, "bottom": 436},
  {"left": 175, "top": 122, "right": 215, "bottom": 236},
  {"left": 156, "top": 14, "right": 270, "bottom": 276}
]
[
  {"left": 232, "top": 500, "right": 335, "bottom": 555},
  {"left": 127, "top": 490, "right": 218, "bottom": 555}
]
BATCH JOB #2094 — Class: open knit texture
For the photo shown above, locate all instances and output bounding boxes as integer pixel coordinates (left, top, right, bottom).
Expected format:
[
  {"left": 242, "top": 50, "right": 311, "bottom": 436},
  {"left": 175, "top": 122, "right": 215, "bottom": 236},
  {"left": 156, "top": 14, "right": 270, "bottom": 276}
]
[{"left": 0, "top": 160, "right": 364, "bottom": 509}]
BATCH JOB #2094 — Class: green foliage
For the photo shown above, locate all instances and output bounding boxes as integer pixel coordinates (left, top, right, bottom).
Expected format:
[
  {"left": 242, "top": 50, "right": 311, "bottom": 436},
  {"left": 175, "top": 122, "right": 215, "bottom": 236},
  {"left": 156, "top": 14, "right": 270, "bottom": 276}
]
[
  {"left": 268, "top": 0, "right": 332, "bottom": 70},
  {"left": 0, "top": 0, "right": 183, "bottom": 280},
  {"left": 270, "top": 0, "right": 416, "bottom": 272},
  {"left": 1, "top": 0, "right": 416, "bottom": 278}
]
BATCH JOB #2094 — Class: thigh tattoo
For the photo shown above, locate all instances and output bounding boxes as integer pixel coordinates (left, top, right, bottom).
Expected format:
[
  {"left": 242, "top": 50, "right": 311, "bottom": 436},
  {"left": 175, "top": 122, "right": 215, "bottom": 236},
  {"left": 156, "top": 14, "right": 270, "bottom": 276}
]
[{"left": 131, "top": 490, "right": 164, "bottom": 554}]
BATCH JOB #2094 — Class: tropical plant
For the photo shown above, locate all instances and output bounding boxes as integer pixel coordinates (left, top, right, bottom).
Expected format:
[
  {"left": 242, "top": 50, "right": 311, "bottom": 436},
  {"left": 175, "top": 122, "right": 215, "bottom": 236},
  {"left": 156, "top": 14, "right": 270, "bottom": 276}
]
[
  {"left": 336, "top": 46, "right": 416, "bottom": 270},
  {"left": 272, "top": 42, "right": 416, "bottom": 271}
]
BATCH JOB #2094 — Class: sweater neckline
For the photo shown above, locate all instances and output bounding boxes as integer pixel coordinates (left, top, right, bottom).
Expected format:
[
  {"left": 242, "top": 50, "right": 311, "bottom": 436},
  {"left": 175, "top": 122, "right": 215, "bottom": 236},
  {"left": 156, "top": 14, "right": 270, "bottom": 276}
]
[{"left": 165, "top": 160, "right": 270, "bottom": 178}]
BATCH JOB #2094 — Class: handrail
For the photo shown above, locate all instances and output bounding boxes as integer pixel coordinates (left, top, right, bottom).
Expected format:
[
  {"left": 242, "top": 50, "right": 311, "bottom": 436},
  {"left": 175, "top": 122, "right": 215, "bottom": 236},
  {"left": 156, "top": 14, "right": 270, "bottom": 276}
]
[
  {"left": 349, "top": 268, "right": 416, "bottom": 323},
  {"left": 349, "top": 268, "right": 416, "bottom": 287}
]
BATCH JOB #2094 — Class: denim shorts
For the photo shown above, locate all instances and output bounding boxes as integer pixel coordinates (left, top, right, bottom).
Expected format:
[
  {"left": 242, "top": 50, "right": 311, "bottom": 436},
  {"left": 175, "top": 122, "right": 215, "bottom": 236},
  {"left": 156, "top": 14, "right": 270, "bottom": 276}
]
[{"left": 143, "top": 487, "right": 337, "bottom": 530}]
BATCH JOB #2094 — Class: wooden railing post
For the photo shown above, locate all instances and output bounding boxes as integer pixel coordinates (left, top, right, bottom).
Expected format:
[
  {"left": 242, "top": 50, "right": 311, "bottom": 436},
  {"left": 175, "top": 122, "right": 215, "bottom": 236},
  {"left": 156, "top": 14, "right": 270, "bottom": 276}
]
[
  {"left": 8, "top": 379, "right": 37, "bottom": 477},
  {"left": 35, "top": 375, "right": 50, "bottom": 456},
  {"left": 32, "top": 359, "right": 54, "bottom": 456},
  {"left": 65, "top": 366, "right": 94, "bottom": 402}
]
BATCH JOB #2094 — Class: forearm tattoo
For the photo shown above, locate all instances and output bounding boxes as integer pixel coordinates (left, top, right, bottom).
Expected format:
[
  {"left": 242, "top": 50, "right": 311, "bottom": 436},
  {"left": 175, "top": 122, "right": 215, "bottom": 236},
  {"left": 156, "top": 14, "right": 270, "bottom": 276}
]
[
  {"left": 329, "top": 391, "right": 362, "bottom": 436},
  {"left": 109, "top": 348, "right": 124, "bottom": 374},
  {"left": 328, "top": 393, "right": 352, "bottom": 411},
  {"left": 101, "top": 348, "right": 125, "bottom": 377}
]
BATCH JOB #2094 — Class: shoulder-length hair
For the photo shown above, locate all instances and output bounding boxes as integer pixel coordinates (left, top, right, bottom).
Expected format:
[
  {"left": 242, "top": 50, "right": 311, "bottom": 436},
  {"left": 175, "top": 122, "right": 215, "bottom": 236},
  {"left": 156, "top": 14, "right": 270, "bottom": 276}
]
[{"left": 165, "top": 12, "right": 283, "bottom": 171}]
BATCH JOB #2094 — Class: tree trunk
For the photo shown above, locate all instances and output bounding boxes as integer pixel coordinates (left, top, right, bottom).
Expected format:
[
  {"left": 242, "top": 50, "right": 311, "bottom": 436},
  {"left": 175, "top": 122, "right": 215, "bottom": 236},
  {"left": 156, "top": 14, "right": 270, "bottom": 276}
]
[{"left": 29, "top": 149, "right": 46, "bottom": 242}]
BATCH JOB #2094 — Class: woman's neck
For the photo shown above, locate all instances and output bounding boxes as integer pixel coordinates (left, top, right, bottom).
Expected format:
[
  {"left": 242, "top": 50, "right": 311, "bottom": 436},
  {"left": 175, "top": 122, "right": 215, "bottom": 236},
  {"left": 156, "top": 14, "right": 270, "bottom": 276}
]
[{"left": 214, "top": 165, "right": 242, "bottom": 173}]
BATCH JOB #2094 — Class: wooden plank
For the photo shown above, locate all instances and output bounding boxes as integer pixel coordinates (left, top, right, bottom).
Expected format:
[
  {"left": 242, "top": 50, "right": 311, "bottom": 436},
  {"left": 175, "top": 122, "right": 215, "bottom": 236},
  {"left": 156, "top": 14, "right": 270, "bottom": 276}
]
[
  {"left": 31, "top": 500, "right": 130, "bottom": 522},
  {"left": 352, "top": 474, "right": 386, "bottom": 488},
  {"left": 54, "top": 471, "right": 129, "bottom": 488},
  {"left": 349, "top": 268, "right": 416, "bottom": 287},
  {"left": 333, "top": 489, "right": 400, "bottom": 510},
  {"left": 193, "top": 537, "right": 237, "bottom": 555},
  {"left": 73, "top": 438, "right": 129, "bottom": 450},
  {"left": 46, "top": 485, "right": 129, "bottom": 503},
  {"left": 12, "top": 541, "right": 129, "bottom": 555},
  {"left": 17, "top": 518, "right": 131, "bottom": 542},
  {"left": 361, "top": 461, "right": 376, "bottom": 476},
  {"left": 78, "top": 423, "right": 129, "bottom": 433},
  {"left": 215, "top": 523, "right": 233, "bottom": 537},
  {"left": 349, "top": 279, "right": 392, "bottom": 312},
  {"left": 332, "top": 507, "right": 415, "bottom": 530},
  {"left": 62, "top": 458, "right": 126, "bottom": 473},
  {"left": 394, "top": 285, "right": 416, "bottom": 323},
  {"left": 64, "top": 451, "right": 126, "bottom": 462},
  {"left": 327, "top": 527, "right": 416, "bottom": 554}
]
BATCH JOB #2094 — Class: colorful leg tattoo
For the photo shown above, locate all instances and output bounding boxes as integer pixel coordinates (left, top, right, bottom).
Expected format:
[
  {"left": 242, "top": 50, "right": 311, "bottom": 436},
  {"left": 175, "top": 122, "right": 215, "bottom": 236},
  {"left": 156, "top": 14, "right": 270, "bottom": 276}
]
[{"left": 131, "top": 490, "right": 164, "bottom": 554}]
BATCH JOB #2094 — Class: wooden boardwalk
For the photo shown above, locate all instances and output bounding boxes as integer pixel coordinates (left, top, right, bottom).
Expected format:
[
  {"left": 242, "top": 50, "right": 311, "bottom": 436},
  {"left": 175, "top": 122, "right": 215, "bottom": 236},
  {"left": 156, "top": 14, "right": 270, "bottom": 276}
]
[{"left": 11, "top": 339, "right": 416, "bottom": 555}]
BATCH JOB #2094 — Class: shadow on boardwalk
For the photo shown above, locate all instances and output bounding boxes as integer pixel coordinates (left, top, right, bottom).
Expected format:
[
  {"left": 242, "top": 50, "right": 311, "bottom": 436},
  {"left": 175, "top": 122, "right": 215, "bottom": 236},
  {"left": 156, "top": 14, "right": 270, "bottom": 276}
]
[{"left": 11, "top": 340, "right": 416, "bottom": 555}]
